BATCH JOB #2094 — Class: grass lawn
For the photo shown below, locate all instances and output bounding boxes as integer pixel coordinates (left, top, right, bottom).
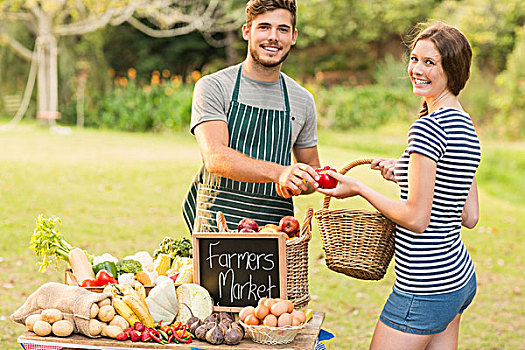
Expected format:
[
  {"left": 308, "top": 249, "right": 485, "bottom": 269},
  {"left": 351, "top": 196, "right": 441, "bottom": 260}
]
[{"left": 0, "top": 122, "right": 523, "bottom": 349}]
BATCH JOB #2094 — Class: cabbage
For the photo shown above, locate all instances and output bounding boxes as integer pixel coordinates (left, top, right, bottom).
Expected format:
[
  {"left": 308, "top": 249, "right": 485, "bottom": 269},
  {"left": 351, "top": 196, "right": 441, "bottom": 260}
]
[{"left": 175, "top": 283, "right": 213, "bottom": 324}]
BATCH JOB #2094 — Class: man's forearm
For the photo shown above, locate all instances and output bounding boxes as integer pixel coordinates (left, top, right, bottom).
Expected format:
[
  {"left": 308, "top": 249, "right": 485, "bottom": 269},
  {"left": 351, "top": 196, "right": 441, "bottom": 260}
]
[{"left": 204, "top": 145, "right": 285, "bottom": 183}]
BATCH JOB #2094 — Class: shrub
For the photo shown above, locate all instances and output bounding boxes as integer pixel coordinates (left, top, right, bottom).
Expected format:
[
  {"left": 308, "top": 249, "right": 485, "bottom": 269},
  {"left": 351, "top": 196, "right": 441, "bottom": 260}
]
[
  {"left": 85, "top": 76, "right": 193, "bottom": 133},
  {"left": 312, "top": 84, "right": 416, "bottom": 130},
  {"left": 491, "top": 26, "right": 525, "bottom": 139}
]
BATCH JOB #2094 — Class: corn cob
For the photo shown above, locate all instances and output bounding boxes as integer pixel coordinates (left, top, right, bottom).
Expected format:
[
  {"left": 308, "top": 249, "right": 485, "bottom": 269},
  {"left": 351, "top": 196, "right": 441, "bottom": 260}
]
[
  {"left": 123, "top": 294, "right": 154, "bottom": 328},
  {"left": 155, "top": 253, "right": 171, "bottom": 276},
  {"left": 113, "top": 297, "right": 140, "bottom": 326}
]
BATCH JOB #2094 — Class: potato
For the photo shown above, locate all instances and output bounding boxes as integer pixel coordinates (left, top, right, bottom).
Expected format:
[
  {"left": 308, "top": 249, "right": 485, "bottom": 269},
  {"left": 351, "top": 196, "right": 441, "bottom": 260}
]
[
  {"left": 97, "top": 298, "right": 111, "bottom": 308},
  {"left": 33, "top": 320, "right": 52, "bottom": 336},
  {"left": 90, "top": 303, "right": 99, "bottom": 319},
  {"left": 88, "top": 319, "right": 103, "bottom": 336},
  {"left": 97, "top": 305, "right": 115, "bottom": 323},
  {"left": 109, "top": 315, "right": 129, "bottom": 330},
  {"left": 25, "top": 314, "right": 42, "bottom": 332},
  {"left": 52, "top": 320, "right": 74, "bottom": 337},
  {"left": 101, "top": 325, "right": 122, "bottom": 339},
  {"left": 40, "top": 309, "right": 63, "bottom": 324}
]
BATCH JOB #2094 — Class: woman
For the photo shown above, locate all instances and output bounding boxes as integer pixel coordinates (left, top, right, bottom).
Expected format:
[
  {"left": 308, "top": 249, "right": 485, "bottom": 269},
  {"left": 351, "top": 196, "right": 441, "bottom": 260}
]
[{"left": 316, "top": 22, "right": 480, "bottom": 350}]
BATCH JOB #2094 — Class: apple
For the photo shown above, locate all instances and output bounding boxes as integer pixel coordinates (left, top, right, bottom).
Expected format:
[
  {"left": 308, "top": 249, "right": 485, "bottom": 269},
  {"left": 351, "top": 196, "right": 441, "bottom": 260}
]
[
  {"left": 238, "top": 218, "right": 259, "bottom": 232},
  {"left": 239, "top": 228, "right": 256, "bottom": 233},
  {"left": 259, "top": 224, "right": 281, "bottom": 233},
  {"left": 279, "top": 216, "right": 300, "bottom": 238}
]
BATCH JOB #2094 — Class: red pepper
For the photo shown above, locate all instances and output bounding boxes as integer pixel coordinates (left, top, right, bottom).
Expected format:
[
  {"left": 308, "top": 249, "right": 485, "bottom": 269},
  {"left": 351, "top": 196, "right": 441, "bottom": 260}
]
[
  {"left": 169, "top": 272, "right": 180, "bottom": 283},
  {"left": 168, "top": 333, "right": 175, "bottom": 343},
  {"left": 171, "top": 321, "right": 182, "bottom": 330},
  {"left": 149, "top": 330, "right": 163, "bottom": 344},
  {"left": 315, "top": 166, "right": 338, "bottom": 189},
  {"left": 173, "top": 330, "right": 186, "bottom": 343}
]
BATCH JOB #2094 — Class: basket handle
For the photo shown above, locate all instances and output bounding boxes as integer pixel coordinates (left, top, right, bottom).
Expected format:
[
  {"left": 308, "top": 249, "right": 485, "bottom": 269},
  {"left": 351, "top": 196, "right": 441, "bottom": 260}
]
[
  {"left": 322, "top": 158, "right": 374, "bottom": 209},
  {"left": 297, "top": 207, "right": 313, "bottom": 242}
]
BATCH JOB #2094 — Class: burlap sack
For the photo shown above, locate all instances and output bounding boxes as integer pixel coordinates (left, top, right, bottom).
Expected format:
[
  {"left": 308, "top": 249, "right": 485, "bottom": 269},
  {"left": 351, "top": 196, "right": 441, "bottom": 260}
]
[{"left": 11, "top": 282, "right": 112, "bottom": 338}]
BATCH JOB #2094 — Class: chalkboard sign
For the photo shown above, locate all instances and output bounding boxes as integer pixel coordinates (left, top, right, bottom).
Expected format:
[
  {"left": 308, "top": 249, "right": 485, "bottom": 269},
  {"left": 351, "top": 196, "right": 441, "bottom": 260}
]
[{"left": 193, "top": 232, "right": 288, "bottom": 312}]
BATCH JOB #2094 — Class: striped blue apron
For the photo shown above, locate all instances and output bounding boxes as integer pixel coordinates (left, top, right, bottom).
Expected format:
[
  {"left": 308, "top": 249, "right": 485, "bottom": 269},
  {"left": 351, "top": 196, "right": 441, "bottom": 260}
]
[{"left": 182, "top": 65, "right": 294, "bottom": 233}]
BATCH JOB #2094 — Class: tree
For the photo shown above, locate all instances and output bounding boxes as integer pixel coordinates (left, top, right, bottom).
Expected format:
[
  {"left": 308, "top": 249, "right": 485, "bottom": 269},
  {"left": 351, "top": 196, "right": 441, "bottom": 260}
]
[{"left": 0, "top": 0, "right": 243, "bottom": 125}]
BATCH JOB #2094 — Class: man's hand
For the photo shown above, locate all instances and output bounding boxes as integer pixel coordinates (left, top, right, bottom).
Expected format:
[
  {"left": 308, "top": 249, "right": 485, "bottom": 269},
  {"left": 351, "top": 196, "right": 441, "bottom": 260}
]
[
  {"left": 371, "top": 158, "right": 398, "bottom": 183},
  {"left": 275, "top": 163, "right": 319, "bottom": 198}
]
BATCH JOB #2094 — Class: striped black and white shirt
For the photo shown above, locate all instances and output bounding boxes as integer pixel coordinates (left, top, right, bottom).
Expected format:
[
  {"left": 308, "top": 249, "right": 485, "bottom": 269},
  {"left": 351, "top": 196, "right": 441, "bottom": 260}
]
[{"left": 393, "top": 107, "right": 481, "bottom": 295}]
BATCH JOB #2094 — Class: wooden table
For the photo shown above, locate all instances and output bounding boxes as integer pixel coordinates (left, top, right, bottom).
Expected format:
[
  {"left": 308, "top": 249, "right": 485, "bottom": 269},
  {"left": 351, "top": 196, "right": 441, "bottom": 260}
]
[{"left": 18, "top": 311, "right": 325, "bottom": 350}]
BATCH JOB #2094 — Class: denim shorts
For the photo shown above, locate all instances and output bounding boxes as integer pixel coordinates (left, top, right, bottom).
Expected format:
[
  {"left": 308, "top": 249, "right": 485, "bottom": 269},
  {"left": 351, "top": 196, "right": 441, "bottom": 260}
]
[{"left": 379, "top": 273, "right": 477, "bottom": 335}]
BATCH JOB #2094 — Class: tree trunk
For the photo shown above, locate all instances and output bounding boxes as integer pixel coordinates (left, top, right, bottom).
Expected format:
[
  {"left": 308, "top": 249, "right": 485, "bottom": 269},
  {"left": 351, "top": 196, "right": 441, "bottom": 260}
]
[
  {"left": 35, "top": 12, "right": 59, "bottom": 125},
  {"left": 225, "top": 30, "right": 238, "bottom": 66}
]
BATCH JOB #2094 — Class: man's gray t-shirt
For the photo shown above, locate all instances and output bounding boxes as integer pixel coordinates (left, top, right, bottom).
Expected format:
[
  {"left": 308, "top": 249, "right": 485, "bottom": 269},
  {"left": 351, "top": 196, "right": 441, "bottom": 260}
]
[{"left": 190, "top": 63, "right": 318, "bottom": 149}]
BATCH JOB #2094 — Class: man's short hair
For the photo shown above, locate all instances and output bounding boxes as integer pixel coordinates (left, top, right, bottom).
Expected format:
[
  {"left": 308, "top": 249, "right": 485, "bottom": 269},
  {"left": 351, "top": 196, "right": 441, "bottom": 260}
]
[{"left": 245, "top": 0, "right": 297, "bottom": 29}]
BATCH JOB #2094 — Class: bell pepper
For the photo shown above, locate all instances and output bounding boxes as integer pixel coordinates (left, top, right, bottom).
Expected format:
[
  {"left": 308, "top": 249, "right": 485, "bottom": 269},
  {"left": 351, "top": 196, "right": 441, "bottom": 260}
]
[
  {"left": 93, "top": 261, "right": 118, "bottom": 278},
  {"left": 315, "top": 166, "right": 338, "bottom": 189}
]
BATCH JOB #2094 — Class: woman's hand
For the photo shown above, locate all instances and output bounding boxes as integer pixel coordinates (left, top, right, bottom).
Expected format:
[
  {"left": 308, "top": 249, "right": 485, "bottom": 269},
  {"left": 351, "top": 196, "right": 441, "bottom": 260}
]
[
  {"left": 371, "top": 158, "right": 397, "bottom": 182},
  {"left": 315, "top": 171, "right": 362, "bottom": 199}
]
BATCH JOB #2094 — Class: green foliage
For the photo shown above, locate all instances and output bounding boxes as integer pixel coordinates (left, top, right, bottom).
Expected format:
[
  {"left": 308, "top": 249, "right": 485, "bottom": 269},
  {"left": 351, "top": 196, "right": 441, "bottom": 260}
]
[
  {"left": 433, "top": 0, "right": 525, "bottom": 72},
  {"left": 153, "top": 237, "right": 193, "bottom": 260},
  {"left": 30, "top": 215, "right": 73, "bottom": 273},
  {"left": 312, "top": 83, "right": 415, "bottom": 130},
  {"left": 85, "top": 78, "right": 193, "bottom": 132},
  {"left": 491, "top": 26, "right": 525, "bottom": 139},
  {"left": 101, "top": 24, "right": 223, "bottom": 83}
]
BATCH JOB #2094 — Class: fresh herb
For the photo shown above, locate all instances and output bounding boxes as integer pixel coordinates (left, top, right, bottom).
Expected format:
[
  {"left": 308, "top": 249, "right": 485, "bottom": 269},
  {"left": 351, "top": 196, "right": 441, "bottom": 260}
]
[
  {"left": 153, "top": 237, "right": 192, "bottom": 260},
  {"left": 30, "top": 215, "right": 73, "bottom": 272}
]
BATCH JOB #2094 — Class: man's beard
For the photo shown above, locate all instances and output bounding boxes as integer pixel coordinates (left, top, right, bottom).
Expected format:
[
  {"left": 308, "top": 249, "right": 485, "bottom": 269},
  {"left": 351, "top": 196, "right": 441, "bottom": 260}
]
[{"left": 249, "top": 44, "right": 291, "bottom": 68}]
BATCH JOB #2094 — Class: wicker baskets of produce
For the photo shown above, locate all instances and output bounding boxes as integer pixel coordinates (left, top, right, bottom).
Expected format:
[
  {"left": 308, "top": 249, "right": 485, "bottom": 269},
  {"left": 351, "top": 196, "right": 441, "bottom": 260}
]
[
  {"left": 241, "top": 321, "right": 307, "bottom": 345},
  {"left": 216, "top": 209, "right": 313, "bottom": 309},
  {"left": 314, "top": 159, "right": 396, "bottom": 280}
]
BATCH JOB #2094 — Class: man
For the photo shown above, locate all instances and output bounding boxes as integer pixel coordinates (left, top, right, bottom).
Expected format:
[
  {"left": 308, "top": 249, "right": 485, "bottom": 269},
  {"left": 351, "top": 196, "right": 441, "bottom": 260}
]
[{"left": 183, "top": 0, "right": 320, "bottom": 233}]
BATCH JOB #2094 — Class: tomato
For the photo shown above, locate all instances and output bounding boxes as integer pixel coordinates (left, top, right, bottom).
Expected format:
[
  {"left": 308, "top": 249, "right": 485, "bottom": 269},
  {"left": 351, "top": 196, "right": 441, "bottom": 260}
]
[
  {"left": 95, "top": 270, "right": 116, "bottom": 286},
  {"left": 315, "top": 166, "right": 338, "bottom": 189},
  {"left": 80, "top": 278, "right": 98, "bottom": 287}
]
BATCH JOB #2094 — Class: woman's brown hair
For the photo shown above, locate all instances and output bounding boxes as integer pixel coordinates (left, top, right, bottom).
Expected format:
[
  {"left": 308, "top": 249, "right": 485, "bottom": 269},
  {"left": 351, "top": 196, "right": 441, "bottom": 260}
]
[
  {"left": 245, "top": 0, "right": 297, "bottom": 30},
  {"left": 409, "top": 22, "right": 472, "bottom": 117}
]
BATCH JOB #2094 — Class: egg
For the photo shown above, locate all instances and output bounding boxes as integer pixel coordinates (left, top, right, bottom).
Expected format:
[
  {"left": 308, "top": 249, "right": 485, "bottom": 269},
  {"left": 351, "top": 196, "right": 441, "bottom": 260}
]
[
  {"left": 291, "top": 310, "right": 306, "bottom": 324},
  {"left": 263, "top": 298, "right": 278, "bottom": 309},
  {"left": 254, "top": 304, "right": 269, "bottom": 319},
  {"left": 239, "top": 306, "right": 255, "bottom": 322},
  {"left": 270, "top": 300, "right": 288, "bottom": 317},
  {"left": 283, "top": 299, "right": 294, "bottom": 313},
  {"left": 262, "top": 314, "right": 278, "bottom": 327},
  {"left": 277, "top": 312, "right": 293, "bottom": 327},
  {"left": 291, "top": 316, "right": 302, "bottom": 326},
  {"left": 244, "top": 314, "right": 260, "bottom": 325}
]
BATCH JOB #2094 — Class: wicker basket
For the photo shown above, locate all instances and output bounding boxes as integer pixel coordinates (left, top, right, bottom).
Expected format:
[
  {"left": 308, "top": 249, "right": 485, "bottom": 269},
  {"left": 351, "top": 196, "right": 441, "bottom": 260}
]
[
  {"left": 216, "top": 209, "right": 312, "bottom": 309},
  {"left": 314, "top": 159, "right": 396, "bottom": 280},
  {"left": 240, "top": 321, "right": 307, "bottom": 345}
]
